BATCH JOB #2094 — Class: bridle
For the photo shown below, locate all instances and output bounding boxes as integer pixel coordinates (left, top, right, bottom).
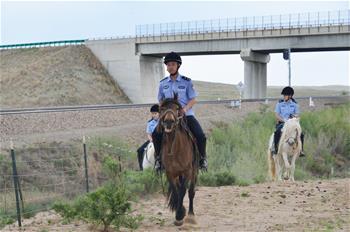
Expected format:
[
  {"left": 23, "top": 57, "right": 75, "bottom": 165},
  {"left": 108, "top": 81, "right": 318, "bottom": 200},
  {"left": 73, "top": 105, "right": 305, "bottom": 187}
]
[
  {"left": 285, "top": 128, "right": 299, "bottom": 147},
  {"left": 159, "top": 104, "right": 185, "bottom": 157},
  {"left": 160, "top": 105, "right": 184, "bottom": 129}
]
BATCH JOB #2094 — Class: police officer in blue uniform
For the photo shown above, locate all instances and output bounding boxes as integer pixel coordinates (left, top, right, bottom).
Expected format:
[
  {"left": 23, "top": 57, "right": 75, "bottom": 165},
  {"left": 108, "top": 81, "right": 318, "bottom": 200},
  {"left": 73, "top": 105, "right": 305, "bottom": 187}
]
[
  {"left": 137, "top": 104, "right": 159, "bottom": 170},
  {"left": 272, "top": 86, "right": 305, "bottom": 156},
  {"left": 152, "top": 52, "right": 208, "bottom": 171}
]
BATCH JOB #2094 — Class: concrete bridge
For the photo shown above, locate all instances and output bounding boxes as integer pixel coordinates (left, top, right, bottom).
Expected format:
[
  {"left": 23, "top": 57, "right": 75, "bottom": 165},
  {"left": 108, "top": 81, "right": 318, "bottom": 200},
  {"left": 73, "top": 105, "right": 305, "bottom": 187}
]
[{"left": 86, "top": 10, "right": 350, "bottom": 103}]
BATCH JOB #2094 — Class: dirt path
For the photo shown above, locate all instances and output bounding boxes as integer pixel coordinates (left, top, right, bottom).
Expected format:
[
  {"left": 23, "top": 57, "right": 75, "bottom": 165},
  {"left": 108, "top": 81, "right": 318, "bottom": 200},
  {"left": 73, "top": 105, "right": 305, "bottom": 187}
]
[{"left": 3, "top": 178, "right": 349, "bottom": 231}]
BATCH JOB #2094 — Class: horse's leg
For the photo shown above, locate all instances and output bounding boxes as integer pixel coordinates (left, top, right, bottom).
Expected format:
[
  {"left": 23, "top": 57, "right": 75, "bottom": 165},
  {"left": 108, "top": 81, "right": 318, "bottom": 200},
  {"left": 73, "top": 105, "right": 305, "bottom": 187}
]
[
  {"left": 174, "top": 176, "right": 186, "bottom": 226},
  {"left": 290, "top": 154, "right": 297, "bottom": 182},
  {"left": 185, "top": 180, "right": 197, "bottom": 225},
  {"left": 276, "top": 156, "right": 283, "bottom": 181},
  {"left": 282, "top": 151, "right": 291, "bottom": 180},
  {"left": 269, "top": 151, "right": 276, "bottom": 181},
  {"left": 188, "top": 181, "right": 195, "bottom": 215}
]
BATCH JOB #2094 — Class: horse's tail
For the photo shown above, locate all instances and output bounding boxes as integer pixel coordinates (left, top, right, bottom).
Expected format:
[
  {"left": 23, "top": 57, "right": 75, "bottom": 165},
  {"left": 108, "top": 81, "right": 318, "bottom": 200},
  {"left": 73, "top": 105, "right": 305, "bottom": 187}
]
[
  {"left": 268, "top": 149, "right": 276, "bottom": 180},
  {"left": 167, "top": 183, "right": 178, "bottom": 212},
  {"left": 268, "top": 134, "right": 276, "bottom": 180},
  {"left": 167, "top": 176, "right": 187, "bottom": 212}
]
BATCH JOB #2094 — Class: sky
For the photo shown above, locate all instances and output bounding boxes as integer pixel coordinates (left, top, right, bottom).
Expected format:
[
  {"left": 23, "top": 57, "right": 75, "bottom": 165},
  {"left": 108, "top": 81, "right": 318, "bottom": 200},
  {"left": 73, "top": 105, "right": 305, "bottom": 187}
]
[{"left": 1, "top": 0, "right": 349, "bottom": 86}]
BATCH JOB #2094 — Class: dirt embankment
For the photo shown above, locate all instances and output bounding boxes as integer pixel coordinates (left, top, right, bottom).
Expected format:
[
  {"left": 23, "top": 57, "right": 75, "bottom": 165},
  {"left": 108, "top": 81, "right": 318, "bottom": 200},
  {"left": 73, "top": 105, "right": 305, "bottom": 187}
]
[{"left": 0, "top": 46, "right": 129, "bottom": 108}]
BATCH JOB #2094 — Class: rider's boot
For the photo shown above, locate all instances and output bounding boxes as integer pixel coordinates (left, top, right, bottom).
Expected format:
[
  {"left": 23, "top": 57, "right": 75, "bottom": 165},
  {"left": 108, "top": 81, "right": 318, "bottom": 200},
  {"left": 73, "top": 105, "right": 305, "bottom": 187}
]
[
  {"left": 299, "top": 133, "right": 306, "bottom": 157},
  {"left": 199, "top": 155, "right": 208, "bottom": 171},
  {"left": 271, "top": 143, "right": 278, "bottom": 156}
]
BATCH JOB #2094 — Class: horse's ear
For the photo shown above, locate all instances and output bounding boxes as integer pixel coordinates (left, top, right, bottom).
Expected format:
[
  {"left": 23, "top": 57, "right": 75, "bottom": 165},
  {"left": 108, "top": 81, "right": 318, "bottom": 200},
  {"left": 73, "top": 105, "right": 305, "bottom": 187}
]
[{"left": 173, "top": 92, "right": 178, "bottom": 100}]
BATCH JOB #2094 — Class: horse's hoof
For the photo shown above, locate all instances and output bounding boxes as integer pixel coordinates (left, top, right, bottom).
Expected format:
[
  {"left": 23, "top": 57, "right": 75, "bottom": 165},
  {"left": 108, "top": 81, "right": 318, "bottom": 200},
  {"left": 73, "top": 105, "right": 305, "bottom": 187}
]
[
  {"left": 185, "top": 214, "right": 197, "bottom": 224},
  {"left": 174, "top": 219, "right": 184, "bottom": 226}
]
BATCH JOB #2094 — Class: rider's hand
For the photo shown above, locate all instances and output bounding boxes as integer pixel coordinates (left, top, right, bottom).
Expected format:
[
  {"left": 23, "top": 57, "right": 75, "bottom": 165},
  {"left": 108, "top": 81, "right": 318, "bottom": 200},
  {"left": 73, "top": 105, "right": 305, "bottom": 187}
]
[{"left": 180, "top": 107, "right": 187, "bottom": 116}]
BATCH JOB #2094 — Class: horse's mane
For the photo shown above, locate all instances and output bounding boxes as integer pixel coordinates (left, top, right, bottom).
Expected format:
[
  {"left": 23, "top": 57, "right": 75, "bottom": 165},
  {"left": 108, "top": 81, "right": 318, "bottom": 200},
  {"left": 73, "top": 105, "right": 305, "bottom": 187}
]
[
  {"left": 280, "top": 118, "right": 302, "bottom": 146},
  {"left": 160, "top": 96, "right": 182, "bottom": 110}
]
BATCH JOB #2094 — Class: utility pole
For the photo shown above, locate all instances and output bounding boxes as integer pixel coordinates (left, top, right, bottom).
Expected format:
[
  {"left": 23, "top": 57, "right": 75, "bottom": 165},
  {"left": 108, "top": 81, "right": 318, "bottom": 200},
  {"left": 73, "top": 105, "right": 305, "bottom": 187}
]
[
  {"left": 283, "top": 48, "right": 292, "bottom": 86},
  {"left": 288, "top": 48, "right": 291, "bottom": 86}
]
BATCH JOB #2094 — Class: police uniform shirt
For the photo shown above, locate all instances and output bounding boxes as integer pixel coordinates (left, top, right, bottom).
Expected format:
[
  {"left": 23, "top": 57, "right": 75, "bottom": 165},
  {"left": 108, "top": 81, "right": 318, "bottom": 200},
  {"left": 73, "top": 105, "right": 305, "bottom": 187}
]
[
  {"left": 157, "top": 74, "right": 198, "bottom": 116},
  {"left": 146, "top": 119, "right": 158, "bottom": 134},
  {"left": 274, "top": 99, "right": 300, "bottom": 121}
]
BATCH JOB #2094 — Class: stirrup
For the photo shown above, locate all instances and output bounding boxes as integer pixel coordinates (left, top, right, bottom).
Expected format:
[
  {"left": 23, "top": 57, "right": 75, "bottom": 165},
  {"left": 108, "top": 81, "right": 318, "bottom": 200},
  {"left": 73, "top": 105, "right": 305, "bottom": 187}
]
[
  {"left": 271, "top": 147, "right": 278, "bottom": 156},
  {"left": 154, "top": 158, "right": 162, "bottom": 173},
  {"left": 199, "top": 158, "right": 208, "bottom": 171}
]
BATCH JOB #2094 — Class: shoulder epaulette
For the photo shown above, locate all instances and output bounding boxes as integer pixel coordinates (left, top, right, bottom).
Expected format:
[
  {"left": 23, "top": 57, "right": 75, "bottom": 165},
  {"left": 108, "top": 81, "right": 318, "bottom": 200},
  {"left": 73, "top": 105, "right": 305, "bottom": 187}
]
[
  {"left": 181, "top": 76, "right": 191, "bottom": 81},
  {"left": 160, "top": 77, "right": 167, "bottom": 82},
  {"left": 279, "top": 99, "right": 284, "bottom": 103},
  {"left": 148, "top": 119, "right": 153, "bottom": 122},
  {"left": 291, "top": 98, "right": 297, "bottom": 103}
]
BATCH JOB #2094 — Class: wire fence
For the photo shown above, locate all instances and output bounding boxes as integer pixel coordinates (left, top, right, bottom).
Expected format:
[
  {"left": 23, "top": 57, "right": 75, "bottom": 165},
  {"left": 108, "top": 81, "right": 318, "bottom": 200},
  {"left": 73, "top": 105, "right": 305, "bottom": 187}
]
[
  {"left": 0, "top": 137, "right": 135, "bottom": 228},
  {"left": 135, "top": 9, "right": 350, "bottom": 37}
]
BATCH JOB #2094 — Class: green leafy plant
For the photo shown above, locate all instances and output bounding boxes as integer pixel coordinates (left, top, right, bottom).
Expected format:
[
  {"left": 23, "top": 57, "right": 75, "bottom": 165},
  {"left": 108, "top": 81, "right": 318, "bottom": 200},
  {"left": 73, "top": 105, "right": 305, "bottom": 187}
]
[{"left": 54, "top": 184, "right": 142, "bottom": 231}]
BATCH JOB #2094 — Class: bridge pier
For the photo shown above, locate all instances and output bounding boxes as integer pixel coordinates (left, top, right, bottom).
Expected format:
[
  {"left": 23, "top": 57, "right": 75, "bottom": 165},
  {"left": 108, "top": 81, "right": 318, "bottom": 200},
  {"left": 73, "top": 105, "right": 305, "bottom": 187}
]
[
  {"left": 240, "top": 49, "right": 270, "bottom": 99},
  {"left": 86, "top": 38, "right": 163, "bottom": 103}
]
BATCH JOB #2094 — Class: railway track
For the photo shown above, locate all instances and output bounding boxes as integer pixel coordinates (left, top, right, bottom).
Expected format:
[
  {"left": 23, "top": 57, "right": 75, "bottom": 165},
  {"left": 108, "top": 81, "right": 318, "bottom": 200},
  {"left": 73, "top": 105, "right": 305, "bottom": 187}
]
[{"left": 0, "top": 96, "right": 348, "bottom": 115}]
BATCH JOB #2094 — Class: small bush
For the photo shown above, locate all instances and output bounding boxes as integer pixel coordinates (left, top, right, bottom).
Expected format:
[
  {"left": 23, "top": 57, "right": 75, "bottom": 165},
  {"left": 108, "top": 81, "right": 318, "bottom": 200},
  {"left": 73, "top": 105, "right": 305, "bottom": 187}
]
[
  {"left": 199, "top": 171, "right": 236, "bottom": 186},
  {"left": 240, "top": 191, "right": 250, "bottom": 197},
  {"left": 52, "top": 201, "right": 78, "bottom": 223},
  {"left": 54, "top": 183, "right": 142, "bottom": 231},
  {"left": 0, "top": 211, "right": 15, "bottom": 229},
  {"left": 122, "top": 169, "right": 161, "bottom": 196}
]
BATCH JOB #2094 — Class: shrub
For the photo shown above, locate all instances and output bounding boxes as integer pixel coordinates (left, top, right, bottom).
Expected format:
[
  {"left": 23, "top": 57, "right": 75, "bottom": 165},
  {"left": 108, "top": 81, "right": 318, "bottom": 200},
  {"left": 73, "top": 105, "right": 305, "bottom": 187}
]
[{"left": 54, "top": 183, "right": 142, "bottom": 231}]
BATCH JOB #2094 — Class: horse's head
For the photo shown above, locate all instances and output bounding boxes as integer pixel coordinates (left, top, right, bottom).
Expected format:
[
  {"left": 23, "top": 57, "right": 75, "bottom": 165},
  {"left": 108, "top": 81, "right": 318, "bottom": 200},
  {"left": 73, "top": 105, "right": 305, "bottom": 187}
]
[
  {"left": 159, "top": 93, "right": 182, "bottom": 133},
  {"left": 283, "top": 117, "right": 301, "bottom": 146}
]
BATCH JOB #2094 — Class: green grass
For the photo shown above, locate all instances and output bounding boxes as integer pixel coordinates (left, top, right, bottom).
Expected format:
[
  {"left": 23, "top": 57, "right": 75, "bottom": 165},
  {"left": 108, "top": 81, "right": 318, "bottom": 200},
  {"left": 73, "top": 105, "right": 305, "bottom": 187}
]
[
  {"left": 1, "top": 104, "right": 349, "bottom": 227},
  {"left": 201, "top": 103, "right": 350, "bottom": 186}
]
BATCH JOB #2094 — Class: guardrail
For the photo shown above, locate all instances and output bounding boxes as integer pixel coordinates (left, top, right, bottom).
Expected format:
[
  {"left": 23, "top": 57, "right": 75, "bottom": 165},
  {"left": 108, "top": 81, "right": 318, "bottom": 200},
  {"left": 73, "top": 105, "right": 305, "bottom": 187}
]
[
  {"left": 1, "top": 96, "right": 348, "bottom": 115},
  {"left": 0, "top": 39, "right": 86, "bottom": 50},
  {"left": 135, "top": 9, "right": 350, "bottom": 37}
]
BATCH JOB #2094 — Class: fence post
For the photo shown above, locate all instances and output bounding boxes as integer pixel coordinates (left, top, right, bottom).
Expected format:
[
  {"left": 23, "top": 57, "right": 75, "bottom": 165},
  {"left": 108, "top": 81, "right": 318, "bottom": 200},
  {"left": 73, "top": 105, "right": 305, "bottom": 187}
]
[
  {"left": 10, "top": 140, "right": 21, "bottom": 227},
  {"left": 83, "top": 136, "right": 89, "bottom": 193},
  {"left": 83, "top": 135, "right": 89, "bottom": 193}
]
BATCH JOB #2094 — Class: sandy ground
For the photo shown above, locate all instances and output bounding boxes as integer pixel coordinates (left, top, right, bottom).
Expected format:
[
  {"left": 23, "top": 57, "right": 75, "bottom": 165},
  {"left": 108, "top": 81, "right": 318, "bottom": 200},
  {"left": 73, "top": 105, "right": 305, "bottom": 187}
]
[{"left": 3, "top": 178, "right": 349, "bottom": 232}]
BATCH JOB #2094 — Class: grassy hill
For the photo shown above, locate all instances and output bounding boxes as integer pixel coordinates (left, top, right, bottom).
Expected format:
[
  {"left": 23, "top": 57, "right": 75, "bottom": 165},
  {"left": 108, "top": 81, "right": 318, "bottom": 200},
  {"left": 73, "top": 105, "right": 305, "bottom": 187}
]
[{"left": 0, "top": 46, "right": 130, "bottom": 108}]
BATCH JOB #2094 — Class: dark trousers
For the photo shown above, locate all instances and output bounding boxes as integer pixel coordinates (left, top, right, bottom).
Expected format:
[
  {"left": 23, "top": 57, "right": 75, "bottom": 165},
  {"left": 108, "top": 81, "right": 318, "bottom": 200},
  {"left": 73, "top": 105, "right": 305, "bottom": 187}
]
[
  {"left": 137, "top": 140, "right": 150, "bottom": 170},
  {"left": 274, "top": 122, "right": 304, "bottom": 151},
  {"left": 152, "top": 115, "right": 206, "bottom": 160}
]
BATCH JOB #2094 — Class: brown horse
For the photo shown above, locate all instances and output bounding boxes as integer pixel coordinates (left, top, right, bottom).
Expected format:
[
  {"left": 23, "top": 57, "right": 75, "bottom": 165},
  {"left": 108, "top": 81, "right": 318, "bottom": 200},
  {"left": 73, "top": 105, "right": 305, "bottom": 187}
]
[{"left": 157, "top": 95, "right": 199, "bottom": 226}]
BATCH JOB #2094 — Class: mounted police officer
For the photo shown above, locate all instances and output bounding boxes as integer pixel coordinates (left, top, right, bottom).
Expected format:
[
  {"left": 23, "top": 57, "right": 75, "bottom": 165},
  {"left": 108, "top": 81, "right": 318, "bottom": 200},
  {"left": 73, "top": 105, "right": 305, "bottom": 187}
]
[
  {"left": 136, "top": 104, "right": 159, "bottom": 171},
  {"left": 152, "top": 51, "right": 208, "bottom": 171},
  {"left": 272, "top": 86, "right": 305, "bottom": 156}
]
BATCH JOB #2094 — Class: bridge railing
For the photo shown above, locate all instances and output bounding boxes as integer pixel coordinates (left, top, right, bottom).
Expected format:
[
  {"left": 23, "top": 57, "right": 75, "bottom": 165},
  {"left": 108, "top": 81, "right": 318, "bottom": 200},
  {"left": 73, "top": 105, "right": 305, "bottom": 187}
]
[
  {"left": 0, "top": 39, "right": 85, "bottom": 50},
  {"left": 135, "top": 10, "right": 350, "bottom": 37}
]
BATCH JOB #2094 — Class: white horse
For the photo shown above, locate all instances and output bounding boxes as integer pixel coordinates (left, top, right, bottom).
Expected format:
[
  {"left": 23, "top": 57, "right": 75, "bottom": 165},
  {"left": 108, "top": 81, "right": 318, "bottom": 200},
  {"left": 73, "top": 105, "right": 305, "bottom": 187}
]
[
  {"left": 142, "top": 142, "right": 155, "bottom": 170},
  {"left": 268, "top": 118, "right": 302, "bottom": 181}
]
